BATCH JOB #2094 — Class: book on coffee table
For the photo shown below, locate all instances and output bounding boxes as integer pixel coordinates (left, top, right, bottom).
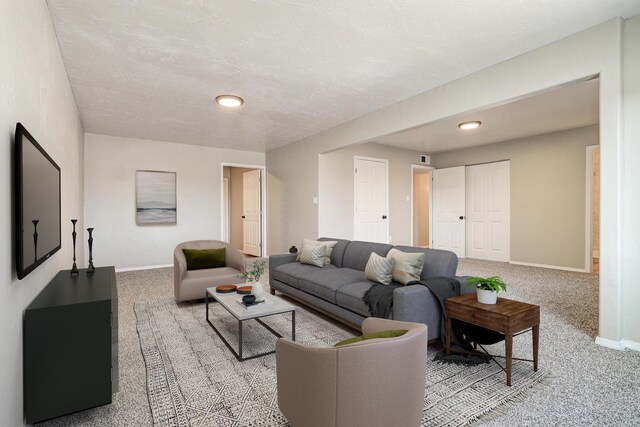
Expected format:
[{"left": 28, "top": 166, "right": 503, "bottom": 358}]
[{"left": 236, "top": 297, "right": 274, "bottom": 309}]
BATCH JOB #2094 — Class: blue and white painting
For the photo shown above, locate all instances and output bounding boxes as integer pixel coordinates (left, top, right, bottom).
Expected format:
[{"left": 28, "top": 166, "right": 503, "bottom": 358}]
[{"left": 136, "top": 171, "right": 177, "bottom": 224}]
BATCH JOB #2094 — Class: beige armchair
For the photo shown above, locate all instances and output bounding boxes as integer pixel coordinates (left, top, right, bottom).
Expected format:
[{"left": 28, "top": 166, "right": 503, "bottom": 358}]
[
  {"left": 174, "top": 240, "right": 245, "bottom": 302},
  {"left": 276, "top": 318, "right": 427, "bottom": 427}
]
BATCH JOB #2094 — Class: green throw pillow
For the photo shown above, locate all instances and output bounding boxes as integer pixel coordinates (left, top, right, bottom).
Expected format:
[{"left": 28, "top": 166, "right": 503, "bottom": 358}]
[
  {"left": 334, "top": 329, "right": 408, "bottom": 347},
  {"left": 182, "top": 248, "right": 226, "bottom": 270}
]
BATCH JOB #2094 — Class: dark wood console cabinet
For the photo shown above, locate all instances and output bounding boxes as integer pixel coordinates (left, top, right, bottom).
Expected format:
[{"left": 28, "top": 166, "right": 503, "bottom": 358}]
[{"left": 24, "top": 267, "right": 118, "bottom": 424}]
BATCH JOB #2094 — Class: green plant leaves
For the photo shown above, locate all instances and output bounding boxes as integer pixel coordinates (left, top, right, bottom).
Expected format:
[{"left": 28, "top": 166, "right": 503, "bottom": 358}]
[
  {"left": 236, "top": 259, "right": 266, "bottom": 283},
  {"left": 466, "top": 275, "right": 507, "bottom": 292}
]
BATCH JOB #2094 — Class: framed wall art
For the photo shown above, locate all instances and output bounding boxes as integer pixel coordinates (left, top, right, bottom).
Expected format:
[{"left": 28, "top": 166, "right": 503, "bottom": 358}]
[{"left": 135, "top": 170, "right": 177, "bottom": 225}]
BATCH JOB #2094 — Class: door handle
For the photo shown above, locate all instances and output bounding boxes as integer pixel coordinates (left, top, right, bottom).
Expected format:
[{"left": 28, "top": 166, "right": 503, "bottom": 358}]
[
  {"left": 459, "top": 216, "right": 464, "bottom": 220},
  {"left": 382, "top": 215, "right": 387, "bottom": 219},
  {"left": 242, "top": 215, "right": 246, "bottom": 219}
]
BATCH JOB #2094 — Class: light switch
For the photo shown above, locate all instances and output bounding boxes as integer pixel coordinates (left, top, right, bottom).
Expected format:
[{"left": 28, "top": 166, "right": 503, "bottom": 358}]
[
  {"left": 406, "top": 195, "right": 410, "bottom": 202},
  {"left": 313, "top": 196, "right": 318, "bottom": 204}
]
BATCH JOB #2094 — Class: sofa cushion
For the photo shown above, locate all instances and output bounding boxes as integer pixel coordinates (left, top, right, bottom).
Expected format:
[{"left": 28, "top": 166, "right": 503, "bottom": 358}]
[
  {"left": 318, "top": 237, "right": 350, "bottom": 267},
  {"left": 179, "top": 267, "right": 243, "bottom": 300},
  {"left": 335, "top": 281, "right": 375, "bottom": 317},
  {"left": 392, "top": 246, "right": 458, "bottom": 279},
  {"left": 298, "top": 268, "right": 365, "bottom": 303},
  {"left": 272, "top": 262, "right": 336, "bottom": 289},
  {"left": 364, "top": 253, "right": 395, "bottom": 285},
  {"left": 182, "top": 248, "right": 225, "bottom": 270},
  {"left": 342, "top": 241, "right": 393, "bottom": 271}
]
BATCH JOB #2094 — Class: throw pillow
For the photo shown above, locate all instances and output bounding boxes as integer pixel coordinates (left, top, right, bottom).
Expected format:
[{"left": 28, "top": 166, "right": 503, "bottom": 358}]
[
  {"left": 295, "top": 239, "right": 338, "bottom": 265},
  {"left": 334, "top": 329, "right": 408, "bottom": 347},
  {"left": 298, "top": 245, "right": 326, "bottom": 267},
  {"left": 182, "top": 248, "right": 226, "bottom": 271},
  {"left": 387, "top": 248, "right": 425, "bottom": 285},
  {"left": 364, "top": 252, "right": 395, "bottom": 285}
]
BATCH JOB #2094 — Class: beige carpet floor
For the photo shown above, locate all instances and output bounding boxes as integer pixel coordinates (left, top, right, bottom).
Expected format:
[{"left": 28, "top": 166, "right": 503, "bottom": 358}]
[{"left": 39, "top": 259, "right": 640, "bottom": 426}]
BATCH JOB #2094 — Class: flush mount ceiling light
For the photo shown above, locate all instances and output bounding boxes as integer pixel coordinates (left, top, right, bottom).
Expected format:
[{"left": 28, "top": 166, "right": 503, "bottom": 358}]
[
  {"left": 458, "top": 121, "right": 482, "bottom": 130},
  {"left": 215, "top": 95, "right": 244, "bottom": 108}
]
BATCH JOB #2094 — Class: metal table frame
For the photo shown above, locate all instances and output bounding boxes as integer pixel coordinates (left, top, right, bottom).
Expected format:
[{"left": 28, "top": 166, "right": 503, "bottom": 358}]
[{"left": 205, "top": 291, "right": 296, "bottom": 361}]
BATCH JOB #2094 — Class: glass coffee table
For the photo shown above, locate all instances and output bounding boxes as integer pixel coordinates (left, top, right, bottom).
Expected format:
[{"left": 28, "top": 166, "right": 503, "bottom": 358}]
[{"left": 205, "top": 287, "right": 296, "bottom": 361}]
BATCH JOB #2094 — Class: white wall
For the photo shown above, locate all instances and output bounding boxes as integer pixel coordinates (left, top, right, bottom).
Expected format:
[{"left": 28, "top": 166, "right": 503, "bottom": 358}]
[
  {"left": 318, "top": 142, "right": 423, "bottom": 244},
  {"left": 84, "top": 134, "right": 265, "bottom": 269},
  {"left": 267, "top": 17, "right": 633, "bottom": 346},
  {"left": 621, "top": 16, "right": 640, "bottom": 347},
  {"left": 0, "top": 1, "right": 85, "bottom": 425}
]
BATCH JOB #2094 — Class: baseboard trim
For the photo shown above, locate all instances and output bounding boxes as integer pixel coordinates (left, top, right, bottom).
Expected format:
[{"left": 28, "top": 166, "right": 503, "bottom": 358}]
[
  {"left": 115, "top": 264, "right": 172, "bottom": 273},
  {"left": 595, "top": 336, "right": 625, "bottom": 350},
  {"left": 622, "top": 339, "right": 640, "bottom": 352},
  {"left": 595, "top": 337, "right": 640, "bottom": 352},
  {"left": 509, "top": 261, "right": 588, "bottom": 273}
]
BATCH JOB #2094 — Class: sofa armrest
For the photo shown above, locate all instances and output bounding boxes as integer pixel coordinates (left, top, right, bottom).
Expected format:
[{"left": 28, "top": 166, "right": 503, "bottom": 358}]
[
  {"left": 225, "top": 246, "right": 245, "bottom": 273},
  {"left": 269, "top": 253, "right": 298, "bottom": 270},
  {"left": 392, "top": 285, "right": 434, "bottom": 325},
  {"left": 276, "top": 339, "right": 338, "bottom": 425},
  {"left": 174, "top": 251, "right": 187, "bottom": 280},
  {"left": 456, "top": 275, "right": 475, "bottom": 295}
]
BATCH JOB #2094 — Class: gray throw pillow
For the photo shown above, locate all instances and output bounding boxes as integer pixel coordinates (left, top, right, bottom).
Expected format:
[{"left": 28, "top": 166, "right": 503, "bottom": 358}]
[
  {"left": 299, "top": 245, "right": 326, "bottom": 267},
  {"left": 387, "top": 248, "right": 425, "bottom": 285},
  {"left": 364, "top": 252, "right": 395, "bottom": 285}
]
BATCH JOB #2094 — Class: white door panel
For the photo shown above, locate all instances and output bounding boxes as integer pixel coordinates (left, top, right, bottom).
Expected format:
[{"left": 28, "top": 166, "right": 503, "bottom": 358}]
[
  {"left": 465, "top": 161, "right": 510, "bottom": 261},
  {"left": 354, "top": 157, "right": 388, "bottom": 243},
  {"left": 243, "top": 169, "right": 261, "bottom": 256},
  {"left": 432, "top": 166, "right": 466, "bottom": 257}
]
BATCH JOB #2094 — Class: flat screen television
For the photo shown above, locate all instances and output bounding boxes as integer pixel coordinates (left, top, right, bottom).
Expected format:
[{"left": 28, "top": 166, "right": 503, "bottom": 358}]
[{"left": 15, "top": 123, "right": 61, "bottom": 280}]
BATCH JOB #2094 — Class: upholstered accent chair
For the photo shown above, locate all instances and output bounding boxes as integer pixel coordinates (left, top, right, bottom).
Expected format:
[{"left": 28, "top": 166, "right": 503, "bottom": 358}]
[
  {"left": 173, "top": 240, "right": 245, "bottom": 302},
  {"left": 276, "top": 318, "right": 428, "bottom": 427}
]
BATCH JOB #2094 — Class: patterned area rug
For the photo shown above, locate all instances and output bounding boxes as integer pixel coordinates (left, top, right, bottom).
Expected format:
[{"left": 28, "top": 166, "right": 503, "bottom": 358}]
[{"left": 135, "top": 296, "right": 550, "bottom": 427}]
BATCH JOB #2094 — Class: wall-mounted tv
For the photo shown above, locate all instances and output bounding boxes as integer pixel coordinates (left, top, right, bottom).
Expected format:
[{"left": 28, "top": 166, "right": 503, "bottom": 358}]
[{"left": 15, "top": 123, "right": 61, "bottom": 280}]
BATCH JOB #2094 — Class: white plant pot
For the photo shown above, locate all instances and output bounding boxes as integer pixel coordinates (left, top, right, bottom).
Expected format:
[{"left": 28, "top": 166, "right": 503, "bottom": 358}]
[
  {"left": 476, "top": 288, "right": 498, "bottom": 304},
  {"left": 251, "top": 281, "right": 265, "bottom": 302}
]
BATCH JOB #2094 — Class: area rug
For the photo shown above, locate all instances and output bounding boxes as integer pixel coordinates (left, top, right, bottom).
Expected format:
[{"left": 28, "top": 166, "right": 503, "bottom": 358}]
[{"left": 135, "top": 296, "right": 550, "bottom": 427}]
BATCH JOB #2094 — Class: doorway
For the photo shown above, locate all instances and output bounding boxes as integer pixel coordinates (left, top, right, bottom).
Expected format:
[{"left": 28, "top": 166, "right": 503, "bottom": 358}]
[
  {"left": 353, "top": 156, "right": 389, "bottom": 243},
  {"left": 432, "top": 166, "right": 466, "bottom": 257},
  {"left": 431, "top": 161, "right": 511, "bottom": 261},
  {"left": 465, "top": 161, "right": 511, "bottom": 262},
  {"left": 411, "top": 166, "right": 432, "bottom": 247},
  {"left": 587, "top": 146, "right": 600, "bottom": 274},
  {"left": 221, "top": 164, "right": 266, "bottom": 257}
]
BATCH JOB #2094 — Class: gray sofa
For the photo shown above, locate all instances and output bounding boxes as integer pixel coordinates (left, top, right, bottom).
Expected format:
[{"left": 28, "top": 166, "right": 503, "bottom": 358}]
[{"left": 269, "top": 238, "right": 471, "bottom": 340}]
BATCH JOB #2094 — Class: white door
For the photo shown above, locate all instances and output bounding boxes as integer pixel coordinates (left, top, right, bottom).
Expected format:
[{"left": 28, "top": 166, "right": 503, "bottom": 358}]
[
  {"left": 466, "top": 161, "right": 510, "bottom": 262},
  {"left": 432, "top": 166, "right": 466, "bottom": 257},
  {"left": 242, "top": 169, "right": 261, "bottom": 256},
  {"left": 354, "top": 157, "right": 388, "bottom": 243}
]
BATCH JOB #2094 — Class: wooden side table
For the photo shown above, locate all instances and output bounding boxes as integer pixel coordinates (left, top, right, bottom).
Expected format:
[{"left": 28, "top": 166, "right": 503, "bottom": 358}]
[{"left": 444, "top": 293, "right": 540, "bottom": 386}]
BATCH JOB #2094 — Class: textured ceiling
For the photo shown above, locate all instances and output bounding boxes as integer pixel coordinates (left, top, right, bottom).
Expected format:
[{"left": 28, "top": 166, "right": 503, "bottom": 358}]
[
  {"left": 374, "top": 78, "right": 599, "bottom": 153},
  {"left": 47, "top": 1, "right": 640, "bottom": 152}
]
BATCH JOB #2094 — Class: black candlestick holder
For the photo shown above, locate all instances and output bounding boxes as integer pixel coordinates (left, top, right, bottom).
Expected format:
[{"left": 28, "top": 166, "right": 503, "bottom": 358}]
[
  {"left": 87, "top": 227, "right": 95, "bottom": 275},
  {"left": 70, "top": 219, "right": 79, "bottom": 275}
]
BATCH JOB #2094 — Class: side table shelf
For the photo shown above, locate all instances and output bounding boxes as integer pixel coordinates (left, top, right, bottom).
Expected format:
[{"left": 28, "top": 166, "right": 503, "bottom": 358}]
[{"left": 24, "top": 267, "right": 118, "bottom": 424}]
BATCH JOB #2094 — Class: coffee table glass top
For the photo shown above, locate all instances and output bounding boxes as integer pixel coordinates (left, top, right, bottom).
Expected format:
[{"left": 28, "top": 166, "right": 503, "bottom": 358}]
[{"left": 206, "top": 287, "right": 295, "bottom": 321}]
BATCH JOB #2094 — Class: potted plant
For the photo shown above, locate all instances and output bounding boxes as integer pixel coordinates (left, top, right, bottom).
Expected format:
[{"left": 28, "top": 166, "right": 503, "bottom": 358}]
[
  {"left": 237, "top": 260, "right": 267, "bottom": 301},
  {"left": 466, "top": 276, "right": 507, "bottom": 304}
]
